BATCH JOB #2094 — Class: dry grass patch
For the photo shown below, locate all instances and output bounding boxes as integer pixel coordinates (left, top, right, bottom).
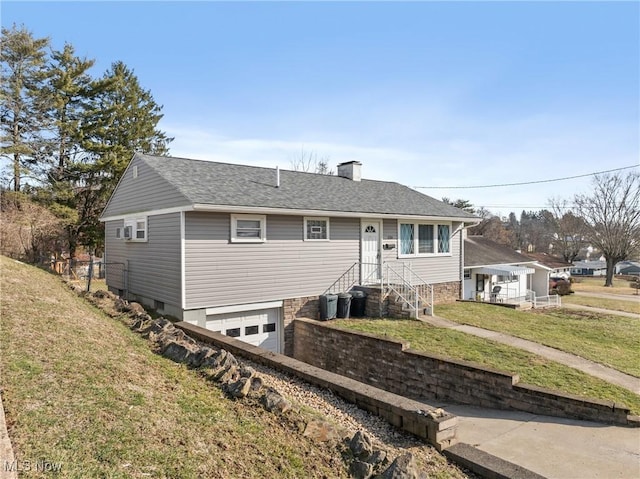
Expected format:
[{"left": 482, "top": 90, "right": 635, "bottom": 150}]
[
  {"left": 571, "top": 276, "right": 637, "bottom": 296},
  {"left": 1, "top": 257, "right": 350, "bottom": 478}
]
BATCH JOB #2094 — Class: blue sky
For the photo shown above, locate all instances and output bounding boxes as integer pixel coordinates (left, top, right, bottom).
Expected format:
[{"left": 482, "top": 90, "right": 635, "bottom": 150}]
[{"left": 3, "top": 1, "right": 639, "bottom": 216}]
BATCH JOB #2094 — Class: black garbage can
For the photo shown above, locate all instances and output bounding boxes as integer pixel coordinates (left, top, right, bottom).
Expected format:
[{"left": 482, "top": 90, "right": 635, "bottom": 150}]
[
  {"left": 319, "top": 294, "right": 338, "bottom": 320},
  {"left": 337, "top": 292, "right": 352, "bottom": 318},
  {"left": 350, "top": 290, "right": 367, "bottom": 317}
]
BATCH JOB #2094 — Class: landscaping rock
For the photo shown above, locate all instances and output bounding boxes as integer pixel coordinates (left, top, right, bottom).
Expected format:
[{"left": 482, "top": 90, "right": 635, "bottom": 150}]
[
  {"left": 368, "top": 449, "right": 387, "bottom": 466},
  {"left": 128, "top": 301, "right": 146, "bottom": 315},
  {"left": 349, "top": 430, "right": 373, "bottom": 460},
  {"left": 239, "top": 365, "right": 256, "bottom": 378},
  {"left": 249, "top": 376, "right": 264, "bottom": 395},
  {"left": 227, "top": 377, "right": 252, "bottom": 398},
  {"left": 261, "top": 388, "right": 291, "bottom": 414},
  {"left": 161, "top": 339, "right": 202, "bottom": 365},
  {"left": 350, "top": 459, "right": 374, "bottom": 479},
  {"left": 379, "top": 453, "right": 419, "bottom": 479},
  {"left": 200, "top": 349, "right": 237, "bottom": 371},
  {"left": 139, "top": 317, "right": 171, "bottom": 338}
]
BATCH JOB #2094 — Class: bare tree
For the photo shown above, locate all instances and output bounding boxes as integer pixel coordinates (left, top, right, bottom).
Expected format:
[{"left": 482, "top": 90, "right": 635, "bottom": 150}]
[
  {"left": 574, "top": 171, "right": 640, "bottom": 286},
  {"left": 290, "top": 147, "right": 333, "bottom": 175},
  {"left": 548, "top": 198, "right": 589, "bottom": 263}
]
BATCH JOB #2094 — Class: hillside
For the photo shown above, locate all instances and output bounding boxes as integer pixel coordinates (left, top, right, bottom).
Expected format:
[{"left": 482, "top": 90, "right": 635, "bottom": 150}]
[{"left": 0, "top": 257, "right": 467, "bottom": 478}]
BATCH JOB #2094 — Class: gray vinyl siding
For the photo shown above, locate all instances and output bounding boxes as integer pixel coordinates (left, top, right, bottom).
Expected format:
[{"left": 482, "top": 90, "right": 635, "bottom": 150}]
[
  {"left": 104, "top": 213, "right": 182, "bottom": 307},
  {"left": 382, "top": 219, "right": 461, "bottom": 284},
  {"left": 184, "top": 212, "right": 359, "bottom": 309},
  {"left": 102, "top": 155, "right": 190, "bottom": 218}
]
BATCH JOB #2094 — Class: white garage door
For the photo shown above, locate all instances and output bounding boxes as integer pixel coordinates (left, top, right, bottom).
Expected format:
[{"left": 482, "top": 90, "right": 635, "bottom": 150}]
[{"left": 205, "top": 307, "right": 281, "bottom": 353}]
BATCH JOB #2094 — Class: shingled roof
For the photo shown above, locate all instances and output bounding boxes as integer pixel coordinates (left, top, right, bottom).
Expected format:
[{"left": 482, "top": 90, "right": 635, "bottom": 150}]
[
  {"left": 134, "top": 153, "right": 478, "bottom": 219},
  {"left": 464, "top": 236, "right": 536, "bottom": 267}
]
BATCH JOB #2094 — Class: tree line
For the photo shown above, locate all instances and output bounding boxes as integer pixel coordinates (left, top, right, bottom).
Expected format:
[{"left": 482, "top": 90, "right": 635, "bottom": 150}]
[{"left": 1, "top": 24, "right": 171, "bottom": 260}]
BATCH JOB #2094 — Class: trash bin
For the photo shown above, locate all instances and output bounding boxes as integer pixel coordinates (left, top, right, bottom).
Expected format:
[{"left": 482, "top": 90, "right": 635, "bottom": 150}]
[
  {"left": 337, "top": 292, "right": 352, "bottom": 318},
  {"left": 319, "top": 294, "right": 338, "bottom": 320},
  {"left": 350, "top": 290, "right": 367, "bottom": 317}
]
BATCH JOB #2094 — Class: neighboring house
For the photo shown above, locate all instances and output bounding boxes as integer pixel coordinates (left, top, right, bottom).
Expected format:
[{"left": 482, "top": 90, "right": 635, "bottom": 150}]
[
  {"left": 615, "top": 261, "right": 640, "bottom": 276},
  {"left": 571, "top": 260, "right": 607, "bottom": 276},
  {"left": 100, "top": 153, "right": 478, "bottom": 353},
  {"left": 523, "top": 252, "right": 573, "bottom": 279},
  {"left": 463, "top": 235, "right": 555, "bottom": 307}
]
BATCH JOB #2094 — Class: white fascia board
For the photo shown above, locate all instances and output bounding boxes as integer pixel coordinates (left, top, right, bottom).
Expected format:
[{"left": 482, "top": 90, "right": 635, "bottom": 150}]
[
  {"left": 102, "top": 202, "right": 480, "bottom": 224},
  {"left": 100, "top": 205, "right": 194, "bottom": 222},
  {"left": 204, "top": 301, "right": 284, "bottom": 316},
  {"left": 192, "top": 203, "right": 478, "bottom": 223}
]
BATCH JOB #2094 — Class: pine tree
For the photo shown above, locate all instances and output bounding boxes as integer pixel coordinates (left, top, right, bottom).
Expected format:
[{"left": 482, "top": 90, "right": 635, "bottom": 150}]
[{"left": 0, "top": 25, "right": 50, "bottom": 191}]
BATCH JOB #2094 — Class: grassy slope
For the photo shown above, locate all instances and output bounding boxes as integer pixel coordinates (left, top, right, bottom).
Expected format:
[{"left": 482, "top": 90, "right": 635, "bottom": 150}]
[
  {"left": 435, "top": 303, "right": 640, "bottom": 377},
  {"left": 335, "top": 319, "right": 640, "bottom": 415},
  {"left": 561, "top": 294, "right": 639, "bottom": 314},
  {"left": 0, "top": 257, "right": 350, "bottom": 478}
]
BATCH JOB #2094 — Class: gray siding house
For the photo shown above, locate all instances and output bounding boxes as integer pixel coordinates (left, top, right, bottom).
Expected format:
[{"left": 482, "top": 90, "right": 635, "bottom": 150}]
[{"left": 101, "top": 153, "right": 478, "bottom": 353}]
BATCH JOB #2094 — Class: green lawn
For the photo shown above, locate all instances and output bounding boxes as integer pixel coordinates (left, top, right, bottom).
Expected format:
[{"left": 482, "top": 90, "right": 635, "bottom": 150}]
[
  {"left": 334, "top": 318, "right": 640, "bottom": 415},
  {"left": 435, "top": 302, "right": 640, "bottom": 377},
  {"left": 561, "top": 294, "right": 639, "bottom": 314}
]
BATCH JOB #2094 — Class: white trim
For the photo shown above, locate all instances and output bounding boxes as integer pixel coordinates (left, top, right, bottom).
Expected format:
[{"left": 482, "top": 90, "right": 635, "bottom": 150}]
[
  {"left": 360, "top": 219, "right": 382, "bottom": 283},
  {"left": 397, "top": 221, "right": 452, "bottom": 258},
  {"left": 102, "top": 202, "right": 478, "bottom": 224},
  {"left": 123, "top": 216, "right": 148, "bottom": 242},
  {"left": 180, "top": 211, "right": 186, "bottom": 310},
  {"left": 193, "top": 204, "right": 478, "bottom": 223},
  {"left": 204, "top": 301, "right": 284, "bottom": 316},
  {"left": 231, "top": 214, "right": 267, "bottom": 243},
  {"left": 303, "top": 216, "right": 330, "bottom": 241},
  {"left": 101, "top": 205, "right": 195, "bottom": 222}
]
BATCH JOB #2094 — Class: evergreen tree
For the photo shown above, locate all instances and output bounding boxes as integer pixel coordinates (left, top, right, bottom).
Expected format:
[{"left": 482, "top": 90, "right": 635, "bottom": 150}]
[{"left": 0, "top": 25, "right": 50, "bottom": 191}]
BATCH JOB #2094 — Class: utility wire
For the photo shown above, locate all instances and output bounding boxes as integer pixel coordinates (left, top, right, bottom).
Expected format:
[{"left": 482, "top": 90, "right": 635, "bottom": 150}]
[{"left": 414, "top": 165, "right": 638, "bottom": 189}]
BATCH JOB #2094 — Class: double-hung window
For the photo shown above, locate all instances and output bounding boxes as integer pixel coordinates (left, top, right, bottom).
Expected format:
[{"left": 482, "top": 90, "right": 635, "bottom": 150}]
[
  {"left": 304, "top": 217, "right": 329, "bottom": 241},
  {"left": 120, "top": 216, "right": 148, "bottom": 242},
  {"left": 231, "top": 214, "right": 266, "bottom": 243},
  {"left": 399, "top": 221, "right": 451, "bottom": 257}
]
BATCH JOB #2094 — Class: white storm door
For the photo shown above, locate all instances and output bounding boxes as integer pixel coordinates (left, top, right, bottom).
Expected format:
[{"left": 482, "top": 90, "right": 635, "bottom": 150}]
[{"left": 361, "top": 221, "right": 381, "bottom": 283}]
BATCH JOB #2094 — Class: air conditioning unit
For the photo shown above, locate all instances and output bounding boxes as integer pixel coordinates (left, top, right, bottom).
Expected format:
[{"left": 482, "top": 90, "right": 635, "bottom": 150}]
[{"left": 123, "top": 226, "right": 133, "bottom": 239}]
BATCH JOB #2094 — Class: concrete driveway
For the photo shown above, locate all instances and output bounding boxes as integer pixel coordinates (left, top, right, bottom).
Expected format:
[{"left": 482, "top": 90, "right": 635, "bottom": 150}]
[{"left": 439, "top": 404, "right": 640, "bottom": 479}]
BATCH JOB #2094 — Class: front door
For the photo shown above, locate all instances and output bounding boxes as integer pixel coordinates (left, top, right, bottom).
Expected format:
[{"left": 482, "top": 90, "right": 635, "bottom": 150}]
[
  {"left": 476, "top": 275, "right": 485, "bottom": 299},
  {"left": 361, "top": 221, "right": 381, "bottom": 283}
]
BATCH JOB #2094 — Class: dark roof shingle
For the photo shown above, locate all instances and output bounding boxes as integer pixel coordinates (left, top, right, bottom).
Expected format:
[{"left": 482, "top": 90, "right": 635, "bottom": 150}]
[
  {"left": 464, "top": 236, "right": 535, "bottom": 267},
  {"left": 138, "top": 153, "right": 478, "bottom": 219}
]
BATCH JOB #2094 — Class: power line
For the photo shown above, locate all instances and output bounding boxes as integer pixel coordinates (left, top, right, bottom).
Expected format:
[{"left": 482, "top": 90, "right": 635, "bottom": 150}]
[{"left": 414, "top": 165, "right": 638, "bottom": 189}]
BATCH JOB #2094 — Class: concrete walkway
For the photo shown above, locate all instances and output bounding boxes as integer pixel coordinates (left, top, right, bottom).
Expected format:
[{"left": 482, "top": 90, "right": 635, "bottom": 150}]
[
  {"left": 423, "top": 315, "right": 640, "bottom": 395},
  {"left": 0, "top": 390, "right": 17, "bottom": 479}
]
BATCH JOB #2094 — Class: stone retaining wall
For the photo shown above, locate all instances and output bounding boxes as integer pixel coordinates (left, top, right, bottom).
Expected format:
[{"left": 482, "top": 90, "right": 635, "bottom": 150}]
[
  {"left": 293, "top": 318, "right": 635, "bottom": 426},
  {"left": 176, "top": 322, "right": 458, "bottom": 451}
]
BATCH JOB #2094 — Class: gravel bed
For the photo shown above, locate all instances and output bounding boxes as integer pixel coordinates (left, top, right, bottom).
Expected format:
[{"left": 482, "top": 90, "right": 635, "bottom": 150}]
[{"left": 243, "top": 358, "right": 473, "bottom": 478}]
